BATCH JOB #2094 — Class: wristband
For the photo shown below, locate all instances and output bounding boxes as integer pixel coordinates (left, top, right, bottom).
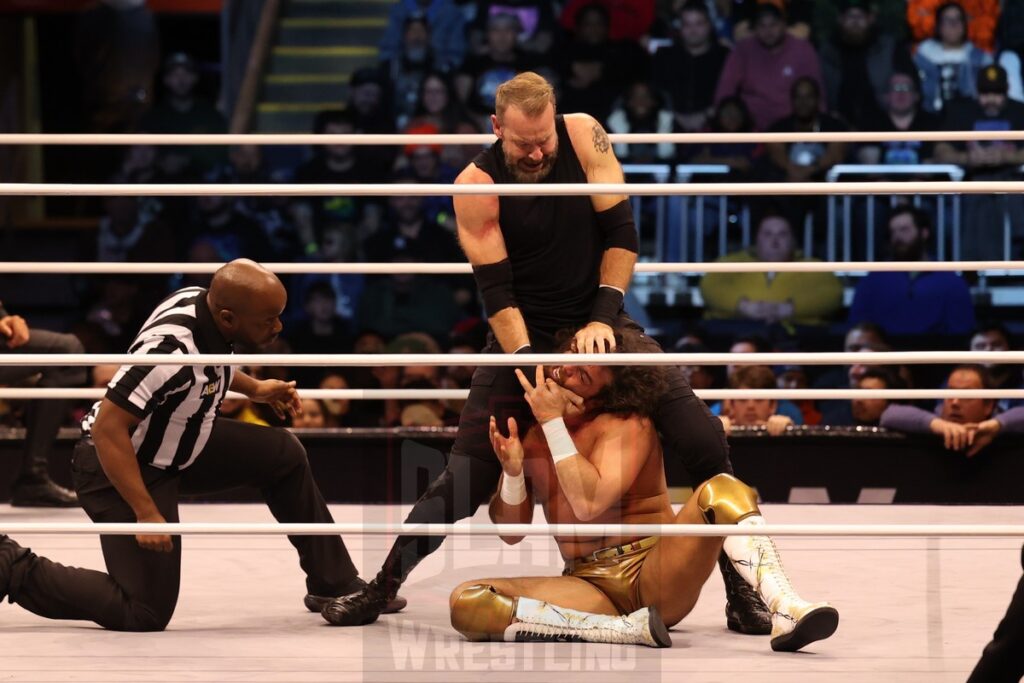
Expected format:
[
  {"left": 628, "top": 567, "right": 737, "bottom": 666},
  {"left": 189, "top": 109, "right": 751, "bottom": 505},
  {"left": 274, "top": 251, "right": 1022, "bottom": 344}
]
[
  {"left": 541, "top": 417, "right": 578, "bottom": 464},
  {"left": 514, "top": 343, "right": 535, "bottom": 377},
  {"left": 499, "top": 471, "right": 527, "bottom": 505},
  {"left": 590, "top": 285, "right": 624, "bottom": 327}
]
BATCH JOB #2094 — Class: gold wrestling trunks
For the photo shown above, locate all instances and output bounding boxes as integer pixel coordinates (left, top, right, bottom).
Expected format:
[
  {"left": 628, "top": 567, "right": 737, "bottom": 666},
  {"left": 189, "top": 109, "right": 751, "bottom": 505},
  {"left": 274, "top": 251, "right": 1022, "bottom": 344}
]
[{"left": 562, "top": 536, "right": 659, "bottom": 614}]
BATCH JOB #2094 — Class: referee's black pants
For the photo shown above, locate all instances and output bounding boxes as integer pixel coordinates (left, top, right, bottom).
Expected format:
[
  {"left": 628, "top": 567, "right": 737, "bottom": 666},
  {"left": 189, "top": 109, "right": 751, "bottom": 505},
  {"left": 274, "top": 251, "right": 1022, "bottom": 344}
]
[
  {"left": 385, "top": 314, "right": 732, "bottom": 583},
  {"left": 967, "top": 545, "right": 1024, "bottom": 682},
  {"left": 5, "top": 419, "right": 357, "bottom": 631}
]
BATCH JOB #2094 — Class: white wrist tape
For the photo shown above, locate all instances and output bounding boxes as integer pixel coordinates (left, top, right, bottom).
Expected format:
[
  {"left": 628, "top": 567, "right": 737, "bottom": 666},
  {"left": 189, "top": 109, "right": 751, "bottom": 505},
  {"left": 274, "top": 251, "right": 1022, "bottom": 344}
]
[
  {"left": 499, "top": 471, "right": 527, "bottom": 505},
  {"left": 541, "top": 417, "right": 578, "bottom": 464}
]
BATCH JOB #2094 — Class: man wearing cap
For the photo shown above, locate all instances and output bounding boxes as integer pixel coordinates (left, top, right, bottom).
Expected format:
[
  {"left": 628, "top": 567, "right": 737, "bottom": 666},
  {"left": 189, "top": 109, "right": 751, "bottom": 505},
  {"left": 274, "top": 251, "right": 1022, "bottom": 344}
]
[
  {"left": 713, "top": 3, "right": 824, "bottom": 131},
  {"left": 935, "top": 65, "right": 1024, "bottom": 260},
  {"left": 141, "top": 52, "right": 227, "bottom": 177}
]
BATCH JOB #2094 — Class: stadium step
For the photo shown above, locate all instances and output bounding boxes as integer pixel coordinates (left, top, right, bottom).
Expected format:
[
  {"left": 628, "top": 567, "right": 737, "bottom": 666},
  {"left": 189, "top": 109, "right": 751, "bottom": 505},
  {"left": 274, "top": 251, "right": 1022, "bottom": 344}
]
[
  {"left": 282, "top": 0, "right": 396, "bottom": 20},
  {"left": 253, "top": 0, "right": 394, "bottom": 133}
]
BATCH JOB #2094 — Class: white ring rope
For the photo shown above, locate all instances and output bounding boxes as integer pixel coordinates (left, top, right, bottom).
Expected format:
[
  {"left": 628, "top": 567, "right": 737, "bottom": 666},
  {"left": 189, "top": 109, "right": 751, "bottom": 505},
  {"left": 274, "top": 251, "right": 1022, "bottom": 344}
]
[
  {"left": 1, "top": 260, "right": 1021, "bottom": 275},
  {"left": 0, "top": 351, "right": 1020, "bottom": 367},
  {"left": 0, "top": 181, "right": 1019, "bottom": 197},
  {"left": 1, "top": 388, "right": 1023, "bottom": 401},
  {"left": 1, "top": 522, "right": 1022, "bottom": 537},
  {"left": 0, "top": 388, "right": 467, "bottom": 401},
  {"left": 3, "top": 131, "right": 1024, "bottom": 145}
]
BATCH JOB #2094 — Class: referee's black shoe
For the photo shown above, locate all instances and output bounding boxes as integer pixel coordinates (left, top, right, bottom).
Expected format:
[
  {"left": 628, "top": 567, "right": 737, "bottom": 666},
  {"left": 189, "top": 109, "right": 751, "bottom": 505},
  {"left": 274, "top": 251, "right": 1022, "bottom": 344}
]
[
  {"left": 323, "top": 581, "right": 391, "bottom": 630},
  {"left": 10, "top": 477, "right": 78, "bottom": 508},
  {"left": 304, "top": 577, "right": 406, "bottom": 616}
]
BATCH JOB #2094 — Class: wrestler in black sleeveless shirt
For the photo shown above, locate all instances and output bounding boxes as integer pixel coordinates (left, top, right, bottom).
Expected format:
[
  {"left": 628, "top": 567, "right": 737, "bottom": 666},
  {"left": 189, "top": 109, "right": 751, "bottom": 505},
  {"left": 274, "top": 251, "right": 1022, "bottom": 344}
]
[
  {"left": 471, "top": 115, "right": 603, "bottom": 347},
  {"left": 319, "top": 111, "right": 737, "bottom": 633}
]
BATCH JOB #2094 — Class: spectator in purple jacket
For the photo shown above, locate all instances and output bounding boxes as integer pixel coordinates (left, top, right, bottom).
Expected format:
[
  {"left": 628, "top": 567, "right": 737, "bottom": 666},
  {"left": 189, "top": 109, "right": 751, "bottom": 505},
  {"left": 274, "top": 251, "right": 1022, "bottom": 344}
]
[
  {"left": 848, "top": 205, "right": 975, "bottom": 336},
  {"left": 713, "top": 3, "right": 824, "bottom": 130},
  {"left": 880, "top": 364, "right": 1023, "bottom": 456}
]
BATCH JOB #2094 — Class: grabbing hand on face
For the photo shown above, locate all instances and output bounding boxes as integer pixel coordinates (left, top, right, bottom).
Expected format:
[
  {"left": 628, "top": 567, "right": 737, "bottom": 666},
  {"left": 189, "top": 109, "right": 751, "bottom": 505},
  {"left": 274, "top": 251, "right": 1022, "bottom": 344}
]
[{"left": 515, "top": 365, "right": 582, "bottom": 423}]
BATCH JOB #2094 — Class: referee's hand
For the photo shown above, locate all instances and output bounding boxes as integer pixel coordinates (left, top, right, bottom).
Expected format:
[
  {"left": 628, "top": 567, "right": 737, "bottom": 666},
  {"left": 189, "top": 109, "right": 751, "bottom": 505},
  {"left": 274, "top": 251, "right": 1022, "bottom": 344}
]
[
  {"left": 0, "top": 315, "right": 30, "bottom": 349},
  {"left": 136, "top": 512, "right": 173, "bottom": 553},
  {"left": 250, "top": 379, "right": 303, "bottom": 420}
]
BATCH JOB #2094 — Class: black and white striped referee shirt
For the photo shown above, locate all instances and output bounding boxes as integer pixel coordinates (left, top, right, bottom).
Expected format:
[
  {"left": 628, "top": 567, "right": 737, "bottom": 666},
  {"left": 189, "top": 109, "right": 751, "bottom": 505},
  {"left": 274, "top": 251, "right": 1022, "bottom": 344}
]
[{"left": 82, "top": 287, "right": 234, "bottom": 471}]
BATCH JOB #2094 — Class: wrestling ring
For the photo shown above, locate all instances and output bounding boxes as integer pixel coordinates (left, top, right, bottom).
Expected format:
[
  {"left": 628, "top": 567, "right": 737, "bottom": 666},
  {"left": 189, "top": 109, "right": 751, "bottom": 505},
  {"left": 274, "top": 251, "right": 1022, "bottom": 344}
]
[{"left": 2, "top": 129, "right": 1022, "bottom": 682}]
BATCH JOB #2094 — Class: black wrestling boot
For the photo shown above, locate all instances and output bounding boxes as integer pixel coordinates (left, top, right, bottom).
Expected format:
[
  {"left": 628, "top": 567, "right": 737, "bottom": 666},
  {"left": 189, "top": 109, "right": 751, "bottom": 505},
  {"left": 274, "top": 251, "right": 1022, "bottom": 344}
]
[
  {"left": 321, "top": 574, "right": 402, "bottom": 626},
  {"left": 304, "top": 577, "right": 407, "bottom": 615},
  {"left": 10, "top": 477, "right": 78, "bottom": 508},
  {"left": 719, "top": 551, "right": 772, "bottom": 635},
  {"left": 322, "top": 546, "right": 408, "bottom": 626}
]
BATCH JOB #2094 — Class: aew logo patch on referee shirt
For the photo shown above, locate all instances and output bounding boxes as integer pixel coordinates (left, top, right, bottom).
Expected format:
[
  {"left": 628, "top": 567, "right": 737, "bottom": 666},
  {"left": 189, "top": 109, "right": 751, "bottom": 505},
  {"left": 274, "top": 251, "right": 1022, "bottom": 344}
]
[{"left": 203, "top": 380, "right": 222, "bottom": 397}]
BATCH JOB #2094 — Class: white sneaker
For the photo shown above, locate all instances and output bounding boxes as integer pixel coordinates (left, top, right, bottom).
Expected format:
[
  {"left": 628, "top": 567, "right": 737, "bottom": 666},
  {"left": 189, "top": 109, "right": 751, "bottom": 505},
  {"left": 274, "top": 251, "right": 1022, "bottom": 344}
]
[{"left": 769, "top": 601, "right": 840, "bottom": 652}]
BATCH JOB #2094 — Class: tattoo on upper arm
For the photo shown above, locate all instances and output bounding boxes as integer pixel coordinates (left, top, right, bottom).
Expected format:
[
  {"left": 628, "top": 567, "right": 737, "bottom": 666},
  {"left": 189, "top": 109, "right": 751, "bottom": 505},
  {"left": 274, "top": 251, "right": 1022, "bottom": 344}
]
[{"left": 592, "top": 122, "right": 610, "bottom": 154}]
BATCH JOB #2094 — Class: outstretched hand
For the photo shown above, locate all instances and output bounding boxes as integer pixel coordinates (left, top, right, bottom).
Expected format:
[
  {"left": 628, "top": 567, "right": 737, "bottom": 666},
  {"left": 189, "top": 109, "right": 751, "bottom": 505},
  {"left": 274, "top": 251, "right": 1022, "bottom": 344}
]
[
  {"left": 489, "top": 415, "right": 524, "bottom": 475},
  {"left": 250, "top": 379, "right": 302, "bottom": 419}
]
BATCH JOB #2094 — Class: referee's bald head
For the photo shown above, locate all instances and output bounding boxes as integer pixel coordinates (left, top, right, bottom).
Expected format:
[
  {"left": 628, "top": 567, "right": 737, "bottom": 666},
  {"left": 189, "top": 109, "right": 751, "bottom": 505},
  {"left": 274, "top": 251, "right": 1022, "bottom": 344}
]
[{"left": 209, "top": 259, "right": 286, "bottom": 349}]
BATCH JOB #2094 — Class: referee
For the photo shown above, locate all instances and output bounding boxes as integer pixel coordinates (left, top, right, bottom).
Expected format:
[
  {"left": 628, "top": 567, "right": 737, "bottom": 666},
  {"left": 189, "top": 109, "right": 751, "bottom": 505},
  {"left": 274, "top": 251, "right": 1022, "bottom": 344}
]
[{"left": 0, "top": 259, "right": 402, "bottom": 631}]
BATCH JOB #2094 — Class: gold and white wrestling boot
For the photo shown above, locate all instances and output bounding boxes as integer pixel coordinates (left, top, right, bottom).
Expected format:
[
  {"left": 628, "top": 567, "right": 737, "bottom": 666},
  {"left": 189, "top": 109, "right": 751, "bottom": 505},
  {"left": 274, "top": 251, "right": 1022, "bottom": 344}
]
[
  {"left": 724, "top": 517, "right": 839, "bottom": 652},
  {"left": 697, "top": 474, "right": 839, "bottom": 652},
  {"left": 451, "top": 584, "right": 672, "bottom": 648}
]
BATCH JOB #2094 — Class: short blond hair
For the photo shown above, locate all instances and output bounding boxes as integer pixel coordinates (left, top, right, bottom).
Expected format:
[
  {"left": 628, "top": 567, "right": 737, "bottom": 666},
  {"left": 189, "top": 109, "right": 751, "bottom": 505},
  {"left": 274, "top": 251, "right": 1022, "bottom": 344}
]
[{"left": 494, "top": 71, "right": 556, "bottom": 121}]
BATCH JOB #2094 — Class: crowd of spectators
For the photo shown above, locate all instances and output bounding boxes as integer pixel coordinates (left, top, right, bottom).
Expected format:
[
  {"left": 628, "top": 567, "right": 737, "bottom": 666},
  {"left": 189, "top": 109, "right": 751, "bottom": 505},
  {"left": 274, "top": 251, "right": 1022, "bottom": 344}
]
[{"left": 7, "top": 0, "right": 1024, "bottom": 447}]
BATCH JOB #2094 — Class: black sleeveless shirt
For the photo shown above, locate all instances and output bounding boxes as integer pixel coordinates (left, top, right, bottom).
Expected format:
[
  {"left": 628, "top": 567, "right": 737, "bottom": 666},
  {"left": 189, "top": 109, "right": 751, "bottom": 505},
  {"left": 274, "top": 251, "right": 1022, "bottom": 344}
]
[{"left": 472, "top": 115, "right": 603, "bottom": 346}]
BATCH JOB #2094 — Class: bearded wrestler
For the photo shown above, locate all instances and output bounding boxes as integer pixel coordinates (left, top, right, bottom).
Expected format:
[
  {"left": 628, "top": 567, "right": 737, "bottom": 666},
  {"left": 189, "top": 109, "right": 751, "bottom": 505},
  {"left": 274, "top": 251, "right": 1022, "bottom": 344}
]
[{"left": 324, "top": 70, "right": 768, "bottom": 635}]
